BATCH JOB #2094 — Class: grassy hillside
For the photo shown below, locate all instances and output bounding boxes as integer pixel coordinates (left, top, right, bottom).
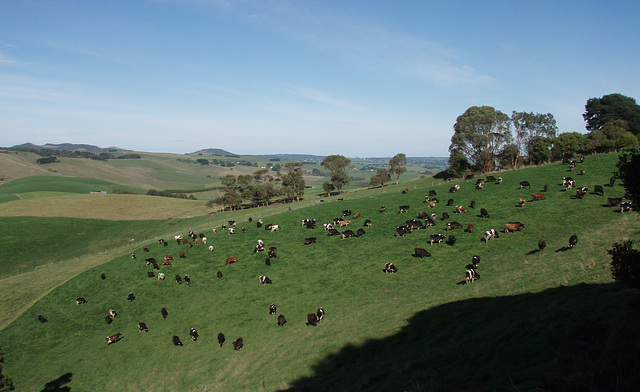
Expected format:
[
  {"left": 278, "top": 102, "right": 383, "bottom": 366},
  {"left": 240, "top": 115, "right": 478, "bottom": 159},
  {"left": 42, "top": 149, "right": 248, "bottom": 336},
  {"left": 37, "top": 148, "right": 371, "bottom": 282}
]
[{"left": 0, "top": 153, "right": 639, "bottom": 391}]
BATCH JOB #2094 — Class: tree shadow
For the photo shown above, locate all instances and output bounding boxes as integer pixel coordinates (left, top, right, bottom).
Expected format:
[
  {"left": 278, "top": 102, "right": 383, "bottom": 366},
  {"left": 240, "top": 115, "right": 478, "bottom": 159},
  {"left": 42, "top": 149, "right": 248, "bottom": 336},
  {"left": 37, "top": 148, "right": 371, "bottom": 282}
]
[
  {"left": 41, "top": 372, "right": 73, "bottom": 392},
  {"left": 280, "top": 284, "right": 640, "bottom": 392}
]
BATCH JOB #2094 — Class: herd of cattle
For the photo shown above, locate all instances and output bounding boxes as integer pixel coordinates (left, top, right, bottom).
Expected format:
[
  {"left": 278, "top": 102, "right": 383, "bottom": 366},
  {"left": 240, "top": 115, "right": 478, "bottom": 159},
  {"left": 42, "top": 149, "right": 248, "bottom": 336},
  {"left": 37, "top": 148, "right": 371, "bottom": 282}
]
[{"left": 37, "top": 157, "right": 632, "bottom": 356}]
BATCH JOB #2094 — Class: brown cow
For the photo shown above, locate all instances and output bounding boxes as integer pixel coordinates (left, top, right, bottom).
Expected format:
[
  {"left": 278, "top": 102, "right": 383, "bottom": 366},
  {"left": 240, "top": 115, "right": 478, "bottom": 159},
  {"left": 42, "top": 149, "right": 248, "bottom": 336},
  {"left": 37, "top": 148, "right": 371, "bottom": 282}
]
[
  {"left": 576, "top": 188, "right": 588, "bottom": 199},
  {"left": 465, "top": 224, "right": 474, "bottom": 233},
  {"left": 531, "top": 193, "right": 546, "bottom": 201},
  {"left": 402, "top": 188, "right": 409, "bottom": 194},
  {"left": 181, "top": 238, "right": 188, "bottom": 244},
  {"left": 352, "top": 212, "right": 361, "bottom": 219},
  {"left": 194, "top": 238, "right": 201, "bottom": 245},
  {"left": 106, "top": 332, "right": 123, "bottom": 345},
  {"left": 225, "top": 256, "right": 237, "bottom": 265},
  {"left": 162, "top": 258, "right": 172, "bottom": 265},
  {"left": 179, "top": 251, "right": 186, "bottom": 258},
  {"left": 164, "top": 254, "right": 174, "bottom": 261},
  {"left": 339, "top": 220, "right": 351, "bottom": 227},
  {"left": 543, "top": 184, "right": 549, "bottom": 192},
  {"left": 455, "top": 205, "right": 467, "bottom": 214},
  {"left": 518, "top": 198, "right": 526, "bottom": 207},
  {"left": 504, "top": 222, "right": 525, "bottom": 233}
]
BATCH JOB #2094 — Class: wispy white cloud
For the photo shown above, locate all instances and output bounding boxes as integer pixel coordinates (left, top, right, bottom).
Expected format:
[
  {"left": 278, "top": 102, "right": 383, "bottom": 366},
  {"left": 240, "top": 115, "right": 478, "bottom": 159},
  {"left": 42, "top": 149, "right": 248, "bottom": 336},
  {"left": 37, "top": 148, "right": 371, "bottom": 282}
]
[{"left": 282, "top": 84, "right": 369, "bottom": 113}]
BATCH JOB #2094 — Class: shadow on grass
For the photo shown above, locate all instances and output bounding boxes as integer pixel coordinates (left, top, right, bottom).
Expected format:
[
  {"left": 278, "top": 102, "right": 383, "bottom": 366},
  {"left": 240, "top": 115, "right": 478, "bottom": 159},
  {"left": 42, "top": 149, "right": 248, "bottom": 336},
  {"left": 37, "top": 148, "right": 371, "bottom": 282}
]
[
  {"left": 281, "top": 283, "right": 640, "bottom": 392},
  {"left": 41, "top": 372, "right": 72, "bottom": 392}
]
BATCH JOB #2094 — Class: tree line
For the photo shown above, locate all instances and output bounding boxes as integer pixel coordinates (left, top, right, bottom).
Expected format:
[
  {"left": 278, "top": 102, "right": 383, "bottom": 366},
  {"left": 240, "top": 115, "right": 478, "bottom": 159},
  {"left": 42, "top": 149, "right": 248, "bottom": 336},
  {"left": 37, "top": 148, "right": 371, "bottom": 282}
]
[{"left": 446, "top": 93, "right": 640, "bottom": 177}]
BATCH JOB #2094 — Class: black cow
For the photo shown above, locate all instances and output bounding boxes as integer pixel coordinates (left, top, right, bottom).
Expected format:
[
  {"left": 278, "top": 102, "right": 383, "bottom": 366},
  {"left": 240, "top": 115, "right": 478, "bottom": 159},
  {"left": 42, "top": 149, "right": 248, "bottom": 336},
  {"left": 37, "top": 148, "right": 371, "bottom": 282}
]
[
  {"left": 469, "top": 200, "right": 476, "bottom": 209},
  {"left": 342, "top": 230, "right": 356, "bottom": 239},
  {"left": 447, "top": 198, "right": 454, "bottom": 206},
  {"left": 161, "top": 307, "right": 168, "bottom": 319},
  {"left": 430, "top": 234, "right": 446, "bottom": 245},
  {"left": 569, "top": 234, "right": 578, "bottom": 248},
  {"left": 364, "top": 219, "right": 372, "bottom": 227},
  {"left": 190, "top": 328, "right": 199, "bottom": 341},
  {"left": 383, "top": 262, "right": 397, "bottom": 273},
  {"left": 441, "top": 212, "right": 450, "bottom": 220},
  {"left": 327, "top": 228, "right": 340, "bottom": 236},
  {"left": 414, "top": 248, "right": 431, "bottom": 258},
  {"left": 317, "top": 307, "right": 325, "bottom": 320},
  {"left": 38, "top": 315, "right": 48, "bottom": 323},
  {"left": 147, "top": 271, "right": 155, "bottom": 278},
  {"left": 471, "top": 255, "right": 480, "bottom": 268},
  {"left": 265, "top": 257, "right": 271, "bottom": 266},
  {"left": 105, "top": 315, "right": 113, "bottom": 325},
  {"left": 278, "top": 314, "right": 287, "bottom": 326},
  {"left": 304, "top": 237, "right": 317, "bottom": 245},
  {"left": 406, "top": 220, "right": 424, "bottom": 229},
  {"left": 270, "top": 303, "right": 277, "bottom": 315},
  {"left": 184, "top": 275, "right": 190, "bottom": 285},
  {"left": 520, "top": 181, "right": 531, "bottom": 188},
  {"left": 594, "top": 185, "right": 604, "bottom": 196},
  {"left": 173, "top": 335, "right": 183, "bottom": 346},
  {"left": 217, "top": 332, "right": 225, "bottom": 347},
  {"left": 395, "top": 226, "right": 409, "bottom": 237},
  {"left": 233, "top": 337, "right": 243, "bottom": 350},
  {"left": 429, "top": 190, "right": 437, "bottom": 196},
  {"left": 609, "top": 176, "right": 616, "bottom": 187},
  {"left": 268, "top": 247, "right": 277, "bottom": 258},
  {"left": 479, "top": 208, "right": 490, "bottom": 218},
  {"left": 398, "top": 205, "right": 410, "bottom": 213},
  {"left": 356, "top": 228, "right": 366, "bottom": 237},
  {"left": 100, "top": 273, "right": 106, "bottom": 280},
  {"left": 447, "top": 235, "right": 456, "bottom": 246},
  {"left": 341, "top": 210, "right": 352, "bottom": 217},
  {"left": 175, "top": 275, "right": 182, "bottom": 284},
  {"left": 127, "top": 292, "right": 135, "bottom": 302},
  {"left": 217, "top": 270, "right": 223, "bottom": 279},
  {"left": 138, "top": 322, "right": 149, "bottom": 332},
  {"left": 607, "top": 197, "right": 622, "bottom": 207},
  {"left": 538, "top": 239, "right": 546, "bottom": 251},
  {"left": 486, "top": 175, "right": 496, "bottom": 182},
  {"left": 307, "top": 313, "right": 318, "bottom": 326},
  {"left": 446, "top": 221, "right": 462, "bottom": 231},
  {"left": 76, "top": 297, "right": 88, "bottom": 305}
]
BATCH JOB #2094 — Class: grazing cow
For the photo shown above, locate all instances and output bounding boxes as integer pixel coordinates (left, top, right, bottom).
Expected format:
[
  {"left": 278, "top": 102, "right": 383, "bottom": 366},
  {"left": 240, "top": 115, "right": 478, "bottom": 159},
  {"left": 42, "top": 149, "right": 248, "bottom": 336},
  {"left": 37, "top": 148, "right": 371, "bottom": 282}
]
[
  {"left": 497, "top": 177, "right": 503, "bottom": 184},
  {"left": 257, "top": 219, "right": 264, "bottom": 228},
  {"left": 145, "top": 258, "right": 156, "bottom": 266},
  {"left": 278, "top": 314, "right": 287, "bottom": 326},
  {"left": 455, "top": 205, "right": 467, "bottom": 214},
  {"left": 304, "top": 237, "right": 317, "bottom": 245},
  {"left": 341, "top": 229, "right": 356, "bottom": 239},
  {"left": 233, "top": 337, "right": 243, "bottom": 350},
  {"left": 429, "top": 190, "right": 437, "bottom": 196},
  {"left": 106, "top": 333, "right": 122, "bottom": 345},
  {"left": 164, "top": 254, "right": 174, "bottom": 261},
  {"left": 447, "top": 198, "right": 454, "bottom": 206},
  {"left": 162, "top": 258, "right": 172, "bottom": 266},
  {"left": 190, "top": 328, "right": 199, "bottom": 341},
  {"left": 38, "top": 315, "right": 48, "bottom": 323},
  {"left": 543, "top": 184, "right": 550, "bottom": 192},
  {"left": 270, "top": 303, "right": 277, "bottom": 315},
  {"left": 353, "top": 212, "right": 361, "bottom": 219},
  {"left": 179, "top": 251, "right": 186, "bottom": 258},
  {"left": 520, "top": 181, "right": 531, "bottom": 189},
  {"left": 317, "top": 307, "right": 325, "bottom": 321},
  {"left": 328, "top": 228, "right": 340, "bottom": 236},
  {"left": 426, "top": 201, "right": 436, "bottom": 209},
  {"left": 131, "top": 252, "right": 136, "bottom": 259},
  {"left": 217, "top": 332, "right": 225, "bottom": 347},
  {"left": 265, "top": 257, "right": 271, "bottom": 266},
  {"left": 580, "top": 168, "right": 586, "bottom": 175},
  {"left": 504, "top": 222, "right": 525, "bottom": 232},
  {"left": 259, "top": 275, "right": 272, "bottom": 284},
  {"left": 538, "top": 239, "right": 546, "bottom": 251},
  {"left": 342, "top": 210, "right": 352, "bottom": 217},
  {"left": 127, "top": 292, "right": 135, "bottom": 302},
  {"left": 268, "top": 225, "right": 280, "bottom": 232},
  {"left": 402, "top": 188, "right": 409, "bottom": 194},
  {"left": 264, "top": 223, "right": 273, "bottom": 231},
  {"left": 441, "top": 212, "right": 450, "bottom": 220},
  {"left": 383, "top": 262, "right": 398, "bottom": 273},
  {"left": 158, "top": 272, "right": 165, "bottom": 280},
  {"left": 161, "top": 307, "right": 168, "bottom": 319},
  {"left": 449, "top": 185, "right": 460, "bottom": 193},
  {"left": 181, "top": 238, "right": 189, "bottom": 244},
  {"left": 307, "top": 313, "right": 318, "bottom": 326},
  {"left": 395, "top": 226, "right": 409, "bottom": 237},
  {"left": 364, "top": 219, "right": 372, "bottom": 228},
  {"left": 138, "top": 322, "right": 149, "bottom": 332},
  {"left": 469, "top": 200, "right": 476, "bottom": 209},
  {"left": 519, "top": 198, "right": 526, "bottom": 207},
  {"left": 532, "top": 193, "right": 546, "bottom": 201},
  {"left": 228, "top": 227, "right": 236, "bottom": 235},
  {"left": 194, "top": 238, "right": 201, "bottom": 245},
  {"left": 569, "top": 234, "right": 578, "bottom": 248},
  {"left": 418, "top": 211, "right": 428, "bottom": 219},
  {"left": 609, "top": 176, "right": 616, "bottom": 187},
  {"left": 594, "top": 185, "right": 604, "bottom": 196},
  {"left": 175, "top": 275, "right": 182, "bottom": 284},
  {"left": 380, "top": 205, "right": 386, "bottom": 212},
  {"left": 212, "top": 228, "right": 218, "bottom": 234},
  {"left": 217, "top": 270, "right": 223, "bottom": 278},
  {"left": 225, "top": 256, "right": 238, "bottom": 265},
  {"left": 466, "top": 224, "right": 475, "bottom": 233},
  {"left": 574, "top": 187, "right": 588, "bottom": 199},
  {"left": 406, "top": 220, "right": 424, "bottom": 230},
  {"left": 208, "top": 245, "right": 214, "bottom": 252},
  {"left": 446, "top": 221, "right": 462, "bottom": 231},
  {"left": 356, "top": 228, "right": 366, "bottom": 237},
  {"left": 398, "top": 206, "right": 410, "bottom": 213},
  {"left": 424, "top": 195, "right": 431, "bottom": 203},
  {"left": 447, "top": 235, "right": 457, "bottom": 246},
  {"left": 100, "top": 273, "right": 106, "bottom": 280},
  {"left": 486, "top": 175, "right": 496, "bottom": 182},
  {"left": 184, "top": 275, "right": 190, "bottom": 285},
  {"left": 476, "top": 181, "right": 484, "bottom": 190},
  {"left": 173, "top": 335, "right": 183, "bottom": 346},
  {"left": 430, "top": 234, "right": 446, "bottom": 245},
  {"left": 202, "top": 236, "right": 207, "bottom": 244},
  {"left": 105, "top": 315, "right": 112, "bottom": 325},
  {"left": 608, "top": 197, "right": 622, "bottom": 207},
  {"left": 323, "top": 223, "right": 334, "bottom": 231},
  {"left": 414, "top": 248, "right": 431, "bottom": 258},
  {"left": 480, "top": 208, "right": 490, "bottom": 218},
  {"left": 152, "top": 261, "right": 160, "bottom": 270},
  {"left": 143, "top": 247, "right": 150, "bottom": 253},
  {"left": 268, "top": 247, "right": 277, "bottom": 258},
  {"left": 620, "top": 201, "right": 634, "bottom": 212},
  {"left": 471, "top": 255, "right": 480, "bottom": 268},
  {"left": 484, "top": 229, "right": 499, "bottom": 242},
  {"left": 465, "top": 269, "right": 478, "bottom": 284},
  {"left": 76, "top": 297, "right": 88, "bottom": 305},
  {"left": 109, "top": 309, "right": 117, "bottom": 318}
]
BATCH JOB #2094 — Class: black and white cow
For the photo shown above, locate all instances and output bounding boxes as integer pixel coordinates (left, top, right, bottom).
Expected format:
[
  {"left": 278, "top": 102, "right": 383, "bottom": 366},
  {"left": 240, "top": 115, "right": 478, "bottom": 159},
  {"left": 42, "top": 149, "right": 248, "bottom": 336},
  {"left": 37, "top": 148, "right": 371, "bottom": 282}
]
[
  {"left": 190, "top": 328, "right": 199, "bottom": 341},
  {"left": 520, "top": 181, "right": 531, "bottom": 189},
  {"left": 270, "top": 303, "right": 277, "bottom": 315},
  {"left": 383, "top": 262, "right": 398, "bottom": 273},
  {"left": 138, "top": 322, "right": 149, "bottom": 332},
  {"left": 484, "top": 229, "right": 499, "bottom": 242},
  {"left": 316, "top": 307, "right": 325, "bottom": 321},
  {"left": 175, "top": 275, "right": 182, "bottom": 284},
  {"left": 430, "top": 234, "right": 446, "bottom": 245},
  {"left": 304, "top": 237, "right": 317, "bottom": 245},
  {"left": 465, "top": 269, "right": 479, "bottom": 284},
  {"left": 76, "top": 297, "right": 88, "bottom": 305},
  {"left": 184, "top": 275, "right": 190, "bottom": 285},
  {"left": 109, "top": 309, "right": 117, "bottom": 318},
  {"left": 341, "top": 230, "right": 356, "bottom": 239},
  {"left": 259, "top": 275, "right": 272, "bottom": 284},
  {"left": 127, "top": 292, "right": 135, "bottom": 302},
  {"left": 471, "top": 255, "right": 480, "bottom": 268},
  {"left": 233, "top": 337, "right": 244, "bottom": 350},
  {"left": 446, "top": 221, "right": 462, "bottom": 231}
]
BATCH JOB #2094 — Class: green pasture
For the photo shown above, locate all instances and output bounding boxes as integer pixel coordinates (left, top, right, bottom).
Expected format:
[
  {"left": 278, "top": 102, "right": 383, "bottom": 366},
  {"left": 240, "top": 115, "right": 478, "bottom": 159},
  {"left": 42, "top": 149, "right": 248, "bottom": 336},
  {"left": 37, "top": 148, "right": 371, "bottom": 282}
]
[
  {"left": 0, "top": 153, "right": 639, "bottom": 391},
  {"left": 0, "top": 176, "right": 145, "bottom": 199}
]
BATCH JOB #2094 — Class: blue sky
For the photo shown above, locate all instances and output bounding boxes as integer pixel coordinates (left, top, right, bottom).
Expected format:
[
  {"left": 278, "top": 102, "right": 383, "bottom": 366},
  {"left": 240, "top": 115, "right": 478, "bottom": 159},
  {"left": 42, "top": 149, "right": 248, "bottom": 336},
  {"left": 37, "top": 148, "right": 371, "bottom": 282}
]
[{"left": 1, "top": 1, "right": 639, "bottom": 157}]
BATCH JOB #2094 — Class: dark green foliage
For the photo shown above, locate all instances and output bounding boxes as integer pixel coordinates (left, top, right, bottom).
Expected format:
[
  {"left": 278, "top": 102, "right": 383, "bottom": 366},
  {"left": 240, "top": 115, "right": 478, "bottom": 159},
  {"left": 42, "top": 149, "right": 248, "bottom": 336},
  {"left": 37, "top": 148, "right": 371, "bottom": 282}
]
[
  {"left": 584, "top": 93, "right": 640, "bottom": 137},
  {"left": 321, "top": 155, "right": 351, "bottom": 193},
  {"left": 0, "top": 347, "right": 15, "bottom": 391},
  {"left": 616, "top": 149, "right": 640, "bottom": 206},
  {"left": 388, "top": 153, "right": 407, "bottom": 185},
  {"left": 145, "top": 189, "right": 190, "bottom": 199},
  {"left": 608, "top": 240, "right": 640, "bottom": 289},
  {"left": 35, "top": 157, "right": 58, "bottom": 165}
]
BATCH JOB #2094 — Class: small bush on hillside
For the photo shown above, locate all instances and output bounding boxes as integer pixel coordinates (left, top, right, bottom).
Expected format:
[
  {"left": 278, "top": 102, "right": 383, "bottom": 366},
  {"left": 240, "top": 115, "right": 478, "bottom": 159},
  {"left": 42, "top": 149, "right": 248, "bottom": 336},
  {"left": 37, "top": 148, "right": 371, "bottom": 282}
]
[{"left": 609, "top": 240, "right": 640, "bottom": 289}]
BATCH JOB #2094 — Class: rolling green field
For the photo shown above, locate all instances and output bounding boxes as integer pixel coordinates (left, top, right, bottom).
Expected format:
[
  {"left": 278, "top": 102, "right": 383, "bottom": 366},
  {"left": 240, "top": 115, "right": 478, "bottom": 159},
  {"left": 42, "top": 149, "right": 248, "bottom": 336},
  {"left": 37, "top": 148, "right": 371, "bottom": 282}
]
[{"left": 0, "top": 153, "right": 639, "bottom": 391}]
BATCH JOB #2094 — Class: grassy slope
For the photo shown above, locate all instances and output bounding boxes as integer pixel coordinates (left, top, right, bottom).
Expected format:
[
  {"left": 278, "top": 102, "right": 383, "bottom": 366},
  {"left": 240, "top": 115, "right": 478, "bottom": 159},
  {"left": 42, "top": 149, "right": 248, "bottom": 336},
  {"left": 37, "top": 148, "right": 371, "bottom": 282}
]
[{"left": 1, "top": 153, "right": 639, "bottom": 391}]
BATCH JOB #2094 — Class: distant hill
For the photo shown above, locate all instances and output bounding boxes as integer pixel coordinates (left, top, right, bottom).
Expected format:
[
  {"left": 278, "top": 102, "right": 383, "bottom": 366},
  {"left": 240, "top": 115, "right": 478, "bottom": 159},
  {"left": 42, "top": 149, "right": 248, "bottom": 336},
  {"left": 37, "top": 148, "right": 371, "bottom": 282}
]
[
  {"left": 11, "top": 143, "right": 126, "bottom": 152},
  {"left": 189, "top": 148, "right": 239, "bottom": 157}
]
